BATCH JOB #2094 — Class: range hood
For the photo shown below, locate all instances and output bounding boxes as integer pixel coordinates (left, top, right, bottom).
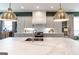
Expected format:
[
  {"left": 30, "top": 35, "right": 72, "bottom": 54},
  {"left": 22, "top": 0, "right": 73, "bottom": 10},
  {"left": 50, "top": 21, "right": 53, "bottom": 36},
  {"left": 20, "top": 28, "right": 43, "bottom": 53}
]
[{"left": 32, "top": 11, "right": 46, "bottom": 24}]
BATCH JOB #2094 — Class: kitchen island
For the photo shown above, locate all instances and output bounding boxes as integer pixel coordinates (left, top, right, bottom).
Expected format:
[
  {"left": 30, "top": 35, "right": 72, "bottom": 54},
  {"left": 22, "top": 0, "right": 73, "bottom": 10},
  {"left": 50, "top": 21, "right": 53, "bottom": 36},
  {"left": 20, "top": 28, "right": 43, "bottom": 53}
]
[{"left": 0, "top": 37, "right": 79, "bottom": 55}]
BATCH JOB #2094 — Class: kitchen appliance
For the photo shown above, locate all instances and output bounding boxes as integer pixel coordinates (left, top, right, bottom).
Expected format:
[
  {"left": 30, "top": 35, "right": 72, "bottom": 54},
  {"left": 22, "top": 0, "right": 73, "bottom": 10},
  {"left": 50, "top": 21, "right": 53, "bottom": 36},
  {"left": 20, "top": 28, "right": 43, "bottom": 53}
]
[{"left": 34, "top": 32, "right": 43, "bottom": 41}]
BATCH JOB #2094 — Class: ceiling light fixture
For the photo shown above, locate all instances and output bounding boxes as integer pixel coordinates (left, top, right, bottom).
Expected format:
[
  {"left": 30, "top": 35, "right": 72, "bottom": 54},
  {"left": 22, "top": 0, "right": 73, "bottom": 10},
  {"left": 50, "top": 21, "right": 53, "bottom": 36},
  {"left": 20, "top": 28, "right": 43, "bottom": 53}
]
[
  {"left": 0, "top": 3, "right": 17, "bottom": 21},
  {"left": 21, "top": 6, "right": 24, "bottom": 9},
  {"left": 53, "top": 3, "right": 69, "bottom": 22},
  {"left": 50, "top": 6, "right": 53, "bottom": 9},
  {"left": 36, "top": 6, "right": 39, "bottom": 9}
]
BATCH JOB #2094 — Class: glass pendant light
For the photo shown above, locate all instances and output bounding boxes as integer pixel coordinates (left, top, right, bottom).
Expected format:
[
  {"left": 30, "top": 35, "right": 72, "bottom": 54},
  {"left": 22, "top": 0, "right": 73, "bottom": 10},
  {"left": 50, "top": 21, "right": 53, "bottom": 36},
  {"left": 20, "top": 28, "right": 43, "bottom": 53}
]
[
  {"left": 53, "top": 3, "right": 69, "bottom": 22},
  {"left": 1, "top": 3, "right": 17, "bottom": 21}
]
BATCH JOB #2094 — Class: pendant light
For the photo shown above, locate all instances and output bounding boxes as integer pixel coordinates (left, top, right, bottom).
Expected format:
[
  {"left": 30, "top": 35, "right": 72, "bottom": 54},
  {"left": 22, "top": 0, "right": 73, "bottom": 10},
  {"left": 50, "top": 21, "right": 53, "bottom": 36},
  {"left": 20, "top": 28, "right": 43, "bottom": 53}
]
[
  {"left": 53, "top": 3, "right": 69, "bottom": 22},
  {"left": 1, "top": 3, "right": 17, "bottom": 21}
]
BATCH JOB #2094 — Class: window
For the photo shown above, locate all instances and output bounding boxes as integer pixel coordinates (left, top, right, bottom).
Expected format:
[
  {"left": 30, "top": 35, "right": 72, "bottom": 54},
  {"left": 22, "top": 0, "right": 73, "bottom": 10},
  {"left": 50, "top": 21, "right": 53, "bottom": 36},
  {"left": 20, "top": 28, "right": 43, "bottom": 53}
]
[
  {"left": 3, "top": 21, "right": 12, "bottom": 32},
  {"left": 74, "top": 17, "right": 79, "bottom": 36}
]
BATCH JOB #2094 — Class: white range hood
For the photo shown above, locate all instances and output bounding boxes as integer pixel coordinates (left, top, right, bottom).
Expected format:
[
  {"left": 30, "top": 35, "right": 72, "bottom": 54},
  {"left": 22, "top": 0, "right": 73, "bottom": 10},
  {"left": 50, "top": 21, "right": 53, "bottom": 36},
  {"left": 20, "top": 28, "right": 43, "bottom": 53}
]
[{"left": 32, "top": 11, "right": 46, "bottom": 24}]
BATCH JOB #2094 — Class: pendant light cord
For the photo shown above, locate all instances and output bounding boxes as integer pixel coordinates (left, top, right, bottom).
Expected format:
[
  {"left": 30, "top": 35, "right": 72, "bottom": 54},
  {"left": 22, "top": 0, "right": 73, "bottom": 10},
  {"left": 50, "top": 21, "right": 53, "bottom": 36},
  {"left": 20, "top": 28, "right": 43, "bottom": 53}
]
[
  {"left": 9, "top": 3, "right": 11, "bottom": 8},
  {"left": 59, "top": 3, "right": 62, "bottom": 9}
]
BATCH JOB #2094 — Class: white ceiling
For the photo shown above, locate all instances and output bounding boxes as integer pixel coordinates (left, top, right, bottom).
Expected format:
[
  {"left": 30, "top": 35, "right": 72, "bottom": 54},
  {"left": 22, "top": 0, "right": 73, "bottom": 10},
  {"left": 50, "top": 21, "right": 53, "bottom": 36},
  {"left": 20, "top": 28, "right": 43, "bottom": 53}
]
[{"left": 0, "top": 3, "right": 79, "bottom": 12}]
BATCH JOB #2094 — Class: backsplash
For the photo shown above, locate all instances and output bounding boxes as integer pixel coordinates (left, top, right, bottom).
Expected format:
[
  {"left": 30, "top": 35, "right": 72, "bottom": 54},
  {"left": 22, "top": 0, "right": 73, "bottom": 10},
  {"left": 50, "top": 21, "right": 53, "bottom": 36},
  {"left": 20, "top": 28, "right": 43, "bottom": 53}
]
[{"left": 33, "top": 24, "right": 46, "bottom": 32}]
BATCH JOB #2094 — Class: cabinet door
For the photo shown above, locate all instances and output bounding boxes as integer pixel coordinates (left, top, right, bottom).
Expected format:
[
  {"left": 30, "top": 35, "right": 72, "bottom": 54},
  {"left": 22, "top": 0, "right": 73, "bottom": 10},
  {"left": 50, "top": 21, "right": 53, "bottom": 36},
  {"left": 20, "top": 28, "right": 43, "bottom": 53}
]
[
  {"left": 0, "top": 20, "right": 3, "bottom": 31},
  {"left": 0, "top": 20, "right": 3, "bottom": 39},
  {"left": 12, "top": 22, "right": 17, "bottom": 32}
]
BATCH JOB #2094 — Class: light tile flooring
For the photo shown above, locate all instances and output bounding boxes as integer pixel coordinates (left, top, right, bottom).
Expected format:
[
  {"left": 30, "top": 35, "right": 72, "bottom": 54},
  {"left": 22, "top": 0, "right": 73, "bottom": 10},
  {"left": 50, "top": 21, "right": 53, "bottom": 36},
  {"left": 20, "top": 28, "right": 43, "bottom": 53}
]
[{"left": 0, "top": 37, "right": 79, "bottom": 55}]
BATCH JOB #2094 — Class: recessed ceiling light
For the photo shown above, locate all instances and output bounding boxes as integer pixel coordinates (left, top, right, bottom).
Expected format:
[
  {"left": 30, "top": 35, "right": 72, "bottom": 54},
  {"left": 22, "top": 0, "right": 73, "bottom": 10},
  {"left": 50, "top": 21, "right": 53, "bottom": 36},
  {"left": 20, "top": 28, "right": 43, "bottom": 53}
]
[
  {"left": 50, "top": 6, "right": 54, "bottom": 9},
  {"left": 21, "top": 6, "right": 24, "bottom": 9},
  {"left": 36, "top": 6, "right": 39, "bottom": 9}
]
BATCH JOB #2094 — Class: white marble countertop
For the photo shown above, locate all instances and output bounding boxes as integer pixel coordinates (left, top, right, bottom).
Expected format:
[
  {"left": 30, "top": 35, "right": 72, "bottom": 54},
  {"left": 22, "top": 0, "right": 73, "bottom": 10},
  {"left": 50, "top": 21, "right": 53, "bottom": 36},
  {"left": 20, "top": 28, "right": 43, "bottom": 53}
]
[{"left": 0, "top": 37, "right": 79, "bottom": 55}]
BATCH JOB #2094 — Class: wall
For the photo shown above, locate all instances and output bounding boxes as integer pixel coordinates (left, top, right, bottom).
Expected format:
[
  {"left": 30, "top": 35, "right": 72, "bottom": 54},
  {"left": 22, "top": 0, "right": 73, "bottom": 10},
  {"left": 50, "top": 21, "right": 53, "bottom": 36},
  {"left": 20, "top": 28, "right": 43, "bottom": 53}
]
[
  {"left": 17, "top": 16, "right": 62, "bottom": 33},
  {"left": 17, "top": 16, "right": 32, "bottom": 33},
  {"left": 46, "top": 16, "right": 62, "bottom": 33}
]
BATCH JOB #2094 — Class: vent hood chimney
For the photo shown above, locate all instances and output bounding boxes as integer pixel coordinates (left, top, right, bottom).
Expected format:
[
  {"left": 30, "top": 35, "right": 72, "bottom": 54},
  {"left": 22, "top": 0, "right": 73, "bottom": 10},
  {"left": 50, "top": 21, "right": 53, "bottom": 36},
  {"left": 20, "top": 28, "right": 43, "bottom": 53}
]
[{"left": 32, "top": 11, "right": 46, "bottom": 24}]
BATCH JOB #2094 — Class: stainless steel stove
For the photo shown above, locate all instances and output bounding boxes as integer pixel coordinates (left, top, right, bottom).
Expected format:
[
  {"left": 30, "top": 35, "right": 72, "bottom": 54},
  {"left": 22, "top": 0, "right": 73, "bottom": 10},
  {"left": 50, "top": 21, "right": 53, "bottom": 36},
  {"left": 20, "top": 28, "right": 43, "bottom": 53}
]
[{"left": 34, "top": 32, "right": 43, "bottom": 41}]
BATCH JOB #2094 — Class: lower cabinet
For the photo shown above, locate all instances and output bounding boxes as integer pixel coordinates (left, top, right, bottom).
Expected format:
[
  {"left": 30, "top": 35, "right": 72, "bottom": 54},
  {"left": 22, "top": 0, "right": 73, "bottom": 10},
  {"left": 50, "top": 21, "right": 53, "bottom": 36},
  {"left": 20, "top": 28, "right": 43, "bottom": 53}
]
[{"left": 0, "top": 32, "right": 14, "bottom": 39}]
